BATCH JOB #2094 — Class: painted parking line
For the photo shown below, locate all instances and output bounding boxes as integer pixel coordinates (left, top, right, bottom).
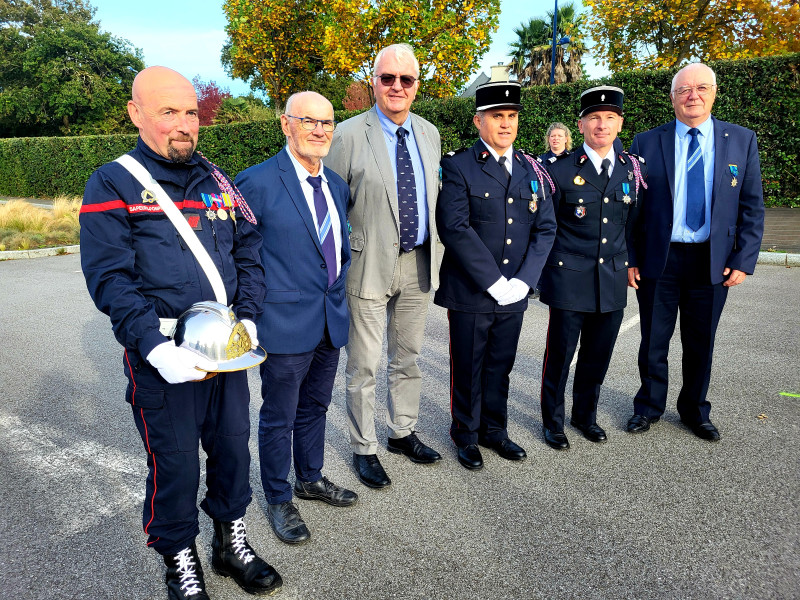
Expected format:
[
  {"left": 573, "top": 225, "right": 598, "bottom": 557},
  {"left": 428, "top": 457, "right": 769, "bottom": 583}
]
[{"left": 571, "top": 314, "right": 640, "bottom": 368}]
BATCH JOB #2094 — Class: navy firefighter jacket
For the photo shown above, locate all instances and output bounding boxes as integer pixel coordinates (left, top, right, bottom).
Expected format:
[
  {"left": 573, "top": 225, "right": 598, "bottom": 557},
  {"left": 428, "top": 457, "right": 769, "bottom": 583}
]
[{"left": 80, "top": 138, "right": 266, "bottom": 362}]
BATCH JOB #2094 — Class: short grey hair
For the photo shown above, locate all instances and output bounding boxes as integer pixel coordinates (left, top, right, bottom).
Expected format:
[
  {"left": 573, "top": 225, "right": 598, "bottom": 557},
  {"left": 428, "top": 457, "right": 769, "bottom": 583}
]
[
  {"left": 373, "top": 43, "right": 420, "bottom": 78},
  {"left": 671, "top": 63, "right": 717, "bottom": 92}
]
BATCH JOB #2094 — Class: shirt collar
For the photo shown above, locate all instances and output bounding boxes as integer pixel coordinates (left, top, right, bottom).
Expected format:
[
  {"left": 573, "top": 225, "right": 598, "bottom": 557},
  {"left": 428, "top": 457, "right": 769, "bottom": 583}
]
[
  {"left": 285, "top": 145, "right": 327, "bottom": 182},
  {"left": 376, "top": 105, "right": 412, "bottom": 139},
  {"left": 676, "top": 115, "right": 713, "bottom": 138},
  {"left": 479, "top": 139, "right": 514, "bottom": 164},
  {"left": 582, "top": 142, "right": 615, "bottom": 172}
]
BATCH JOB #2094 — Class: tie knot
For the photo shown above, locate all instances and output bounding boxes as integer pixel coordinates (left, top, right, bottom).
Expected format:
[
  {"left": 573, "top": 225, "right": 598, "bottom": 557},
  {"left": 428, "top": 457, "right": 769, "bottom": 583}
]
[
  {"left": 601, "top": 158, "right": 611, "bottom": 171},
  {"left": 498, "top": 156, "right": 507, "bottom": 166},
  {"left": 396, "top": 126, "right": 407, "bottom": 140},
  {"left": 307, "top": 175, "right": 323, "bottom": 190},
  {"left": 688, "top": 127, "right": 700, "bottom": 138}
]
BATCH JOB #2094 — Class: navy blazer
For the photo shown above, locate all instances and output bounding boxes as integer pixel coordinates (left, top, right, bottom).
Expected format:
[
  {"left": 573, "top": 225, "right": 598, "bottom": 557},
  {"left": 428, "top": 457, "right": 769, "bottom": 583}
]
[
  {"left": 629, "top": 117, "right": 764, "bottom": 284},
  {"left": 434, "top": 140, "right": 557, "bottom": 313},
  {"left": 235, "top": 148, "right": 351, "bottom": 354}
]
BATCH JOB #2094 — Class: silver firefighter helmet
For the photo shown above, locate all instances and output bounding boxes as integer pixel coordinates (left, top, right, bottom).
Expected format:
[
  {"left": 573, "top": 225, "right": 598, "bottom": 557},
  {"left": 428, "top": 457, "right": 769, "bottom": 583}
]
[{"left": 172, "top": 301, "right": 266, "bottom": 372}]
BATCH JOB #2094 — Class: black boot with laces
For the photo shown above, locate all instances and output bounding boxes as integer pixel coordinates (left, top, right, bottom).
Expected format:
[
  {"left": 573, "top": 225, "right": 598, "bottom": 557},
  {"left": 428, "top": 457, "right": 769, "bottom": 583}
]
[
  {"left": 163, "top": 542, "right": 210, "bottom": 599},
  {"left": 211, "top": 518, "right": 282, "bottom": 595}
]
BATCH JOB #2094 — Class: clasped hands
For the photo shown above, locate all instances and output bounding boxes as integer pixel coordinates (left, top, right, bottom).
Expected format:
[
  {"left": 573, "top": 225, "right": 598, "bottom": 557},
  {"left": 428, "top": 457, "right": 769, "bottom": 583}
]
[{"left": 487, "top": 276, "right": 531, "bottom": 306}]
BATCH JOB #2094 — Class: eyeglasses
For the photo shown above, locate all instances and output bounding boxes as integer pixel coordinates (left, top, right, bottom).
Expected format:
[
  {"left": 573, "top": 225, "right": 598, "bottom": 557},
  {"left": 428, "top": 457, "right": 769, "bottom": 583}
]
[
  {"left": 374, "top": 74, "right": 418, "bottom": 88},
  {"left": 285, "top": 115, "right": 336, "bottom": 132},
  {"left": 672, "top": 84, "right": 716, "bottom": 98}
]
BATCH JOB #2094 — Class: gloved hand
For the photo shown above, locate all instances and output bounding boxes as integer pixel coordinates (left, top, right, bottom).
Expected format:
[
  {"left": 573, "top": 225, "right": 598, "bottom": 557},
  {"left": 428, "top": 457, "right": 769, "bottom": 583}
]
[
  {"left": 486, "top": 276, "right": 513, "bottom": 303},
  {"left": 240, "top": 319, "right": 259, "bottom": 350},
  {"left": 146, "top": 341, "right": 218, "bottom": 384},
  {"left": 498, "top": 278, "right": 531, "bottom": 306}
]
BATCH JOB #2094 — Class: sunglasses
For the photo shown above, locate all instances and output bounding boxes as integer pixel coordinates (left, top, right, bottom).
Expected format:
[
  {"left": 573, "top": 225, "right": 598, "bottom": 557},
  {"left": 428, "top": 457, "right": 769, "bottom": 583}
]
[{"left": 375, "top": 74, "right": 417, "bottom": 88}]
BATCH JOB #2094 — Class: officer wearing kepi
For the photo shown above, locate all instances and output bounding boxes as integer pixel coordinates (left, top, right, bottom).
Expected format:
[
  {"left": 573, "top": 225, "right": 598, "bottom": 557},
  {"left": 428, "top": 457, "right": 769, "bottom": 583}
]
[
  {"left": 538, "top": 85, "right": 647, "bottom": 450},
  {"left": 435, "top": 81, "right": 557, "bottom": 470},
  {"left": 80, "top": 66, "right": 281, "bottom": 599}
]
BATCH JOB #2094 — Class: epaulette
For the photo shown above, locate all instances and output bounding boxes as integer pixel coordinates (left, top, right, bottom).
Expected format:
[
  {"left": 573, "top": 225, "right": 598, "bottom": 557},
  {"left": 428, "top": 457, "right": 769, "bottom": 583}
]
[
  {"left": 551, "top": 153, "right": 570, "bottom": 163},
  {"left": 624, "top": 151, "right": 646, "bottom": 164},
  {"left": 444, "top": 147, "right": 468, "bottom": 159}
]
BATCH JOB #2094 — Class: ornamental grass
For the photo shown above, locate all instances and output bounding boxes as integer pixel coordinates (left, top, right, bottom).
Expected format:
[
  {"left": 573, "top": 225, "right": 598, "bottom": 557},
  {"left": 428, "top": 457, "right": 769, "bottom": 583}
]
[{"left": 0, "top": 197, "right": 81, "bottom": 251}]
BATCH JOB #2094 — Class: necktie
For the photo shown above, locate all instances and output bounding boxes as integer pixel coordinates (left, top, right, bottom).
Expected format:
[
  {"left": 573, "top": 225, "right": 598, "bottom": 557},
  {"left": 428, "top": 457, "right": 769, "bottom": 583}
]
[
  {"left": 307, "top": 175, "right": 337, "bottom": 287},
  {"left": 686, "top": 127, "right": 706, "bottom": 231},
  {"left": 601, "top": 158, "right": 612, "bottom": 182},
  {"left": 498, "top": 156, "right": 510, "bottom": 182},
  {"left": 396, "top": 126, "right": 419, "bottom": 252}
]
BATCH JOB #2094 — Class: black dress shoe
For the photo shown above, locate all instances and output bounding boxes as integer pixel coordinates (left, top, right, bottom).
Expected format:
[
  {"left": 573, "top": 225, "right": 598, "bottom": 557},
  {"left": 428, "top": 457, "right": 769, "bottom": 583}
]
[
  {"left": 294, "top": 476, "right": 358, "bottom": 507},
  {"left": 682, "top": 419, "right": 721, "bottom": 441},
  {"left": 164, "top": 542, "right": 210, "bottom": 600},
  {"left": 266, "top": 501, "right": 310, "bottom": 545},
  {"left": 570, "top": 420, "right": 608, "bottom": 443},
  {"left": 626, "top": 414, "right": 660, "bottom": 433},
  {"left": 353, "top": 453, "right": 391, "bottom": 488},
  {"left": 480, "top": 437, "right": 527, "bottom": 460},
  {"left": 543, "top": 427, "right": 570, "bottom": 450},
  {"left": 457, "top": 444, "right": 483, "bottom": 470},
  {"left": 387, "top": 431, "right": 442, "bottom": 464},
  {"left": 211, "top": 518, "right": 283, "bottom": 595}
]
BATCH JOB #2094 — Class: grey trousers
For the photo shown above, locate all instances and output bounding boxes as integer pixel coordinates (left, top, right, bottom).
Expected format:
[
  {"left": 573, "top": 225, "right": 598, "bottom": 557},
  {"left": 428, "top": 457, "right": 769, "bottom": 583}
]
[{"left": 345, "top": 247, "right": 431, "bottom": 455}]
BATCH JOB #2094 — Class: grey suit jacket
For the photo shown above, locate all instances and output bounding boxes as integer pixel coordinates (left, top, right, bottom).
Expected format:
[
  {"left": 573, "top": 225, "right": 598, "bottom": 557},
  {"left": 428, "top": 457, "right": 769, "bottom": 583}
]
[{"left": 326, "top": 106, "right": 442, "bottom": 299}]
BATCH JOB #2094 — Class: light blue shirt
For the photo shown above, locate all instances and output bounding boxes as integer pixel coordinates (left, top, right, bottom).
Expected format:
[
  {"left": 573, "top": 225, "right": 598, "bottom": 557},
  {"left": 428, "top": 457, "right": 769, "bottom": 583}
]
[
  {"left": 672, "top": 117, "right": 714, "bottom": 242},
  {"left": 376, "top": 106, "right": 429, "bottom": 246}
]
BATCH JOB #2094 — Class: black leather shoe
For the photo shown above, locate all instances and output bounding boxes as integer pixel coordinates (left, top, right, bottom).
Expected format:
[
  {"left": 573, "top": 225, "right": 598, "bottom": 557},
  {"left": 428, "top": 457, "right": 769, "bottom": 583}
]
[
  {"left": 266, "top": 501, "right": 310, "bottom": 545},
  {"left": 353, "top": 453, "right": 391, "bottom": 489},
  {"left": 570, "top": 420, "right": 608, "bottom": 443},
  {"left": 294, "top": 476, "right": 358, "bottom": 507},
  {"left": 682, "top": 419, "right": 721, "bottom": 441},
  {"left": 211, "top": 519, "right": 283, "bottom": 595},
  {"left": 457, "top": 444, "right": 483, "bottom": 470},
  {"left": 164, "top": 542, "right": 210, "bottom": 600},
  {"left": 387, "top": 432, "right": 442, "bottom": 464},
  {"left": 480, "top": 437, "right": 527, "bottom": 460},
  {"left": 543, "top": 427, "right": 570, "bottom": 450},
  {"left": 626, "top": 414, "right": 660, "bottom": 433}
]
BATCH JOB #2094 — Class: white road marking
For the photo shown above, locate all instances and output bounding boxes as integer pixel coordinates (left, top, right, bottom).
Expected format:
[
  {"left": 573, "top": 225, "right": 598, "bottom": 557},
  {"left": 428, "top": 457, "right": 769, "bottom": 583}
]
[{"left": 570, "top": 314, "right": 640, "bottom": 368}]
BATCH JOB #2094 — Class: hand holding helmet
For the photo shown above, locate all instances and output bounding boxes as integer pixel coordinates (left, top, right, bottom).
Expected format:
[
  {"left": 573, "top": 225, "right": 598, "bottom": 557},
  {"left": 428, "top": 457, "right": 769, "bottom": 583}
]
[{"left": 146, "top": 341, "right": 219, "bottom": 384}]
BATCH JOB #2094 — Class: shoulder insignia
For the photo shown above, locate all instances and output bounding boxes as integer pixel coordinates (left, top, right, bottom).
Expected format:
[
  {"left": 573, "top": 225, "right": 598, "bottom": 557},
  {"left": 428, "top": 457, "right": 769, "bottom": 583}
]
[
  {"left": 444, "top": 147, "right": 468, "bottom": 158},
  {"left": 638, "top": 155, "right": 646, "bottom": 164}
]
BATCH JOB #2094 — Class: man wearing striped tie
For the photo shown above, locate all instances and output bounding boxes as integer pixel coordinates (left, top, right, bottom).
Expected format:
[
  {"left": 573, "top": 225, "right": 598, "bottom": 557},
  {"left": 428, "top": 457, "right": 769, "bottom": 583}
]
[
  {"left": 235, "top": 91, "right": 357, "bottom": 545},
  {"left": 627, "top": 63, "right": 765, "bottom": 441}
]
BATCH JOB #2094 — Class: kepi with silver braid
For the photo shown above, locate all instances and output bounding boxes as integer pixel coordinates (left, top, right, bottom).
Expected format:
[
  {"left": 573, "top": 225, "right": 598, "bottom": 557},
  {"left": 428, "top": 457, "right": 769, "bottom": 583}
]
[{"left": 172, "top": 301, "right": 267, "bottom": 372}]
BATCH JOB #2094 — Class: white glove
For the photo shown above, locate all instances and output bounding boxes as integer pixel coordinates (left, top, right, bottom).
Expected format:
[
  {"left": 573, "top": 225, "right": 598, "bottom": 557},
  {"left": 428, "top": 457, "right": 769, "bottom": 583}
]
[
  {"left": 498, "top": 278, "right": 531, "bottom": 306},
  {"left": 146, "top": 341, "right": 218, "bottom": 384},
  {"left": 240, "top": 319, "right": 259, "bottom": 350},
  {"left": 486, "top": 276, "right": 513, "bottom": 303}
]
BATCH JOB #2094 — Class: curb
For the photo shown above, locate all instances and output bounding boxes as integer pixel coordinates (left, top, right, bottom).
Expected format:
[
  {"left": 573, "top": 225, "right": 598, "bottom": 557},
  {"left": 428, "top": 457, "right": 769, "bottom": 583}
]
[{"left": 0, "top": 246, "right": 798, "bottom": 267}]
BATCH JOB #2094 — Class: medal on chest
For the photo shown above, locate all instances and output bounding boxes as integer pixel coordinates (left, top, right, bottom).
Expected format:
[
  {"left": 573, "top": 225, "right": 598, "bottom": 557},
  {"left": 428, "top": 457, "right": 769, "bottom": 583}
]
[
  {"left": 729, "top": 164, "right": 738, "bottom": 187},
  {"left": 622, "top": 182, "right": 632, "bottom": 204},
  {"left": 529, "top": 180, "right": 538, "bottom": 213}
]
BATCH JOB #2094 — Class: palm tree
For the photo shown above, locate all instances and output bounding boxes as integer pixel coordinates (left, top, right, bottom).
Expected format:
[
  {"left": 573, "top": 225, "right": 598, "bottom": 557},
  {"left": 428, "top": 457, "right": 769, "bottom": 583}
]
[{"left": 508, "top": 2, "right": 586, "bottom": 86}]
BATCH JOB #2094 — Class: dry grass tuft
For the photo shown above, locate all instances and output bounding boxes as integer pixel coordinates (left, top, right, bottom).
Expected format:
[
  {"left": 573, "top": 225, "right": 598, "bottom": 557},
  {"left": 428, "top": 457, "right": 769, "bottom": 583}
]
[{"left": 0, "top": 197, "right": 82, "bottom": 251}]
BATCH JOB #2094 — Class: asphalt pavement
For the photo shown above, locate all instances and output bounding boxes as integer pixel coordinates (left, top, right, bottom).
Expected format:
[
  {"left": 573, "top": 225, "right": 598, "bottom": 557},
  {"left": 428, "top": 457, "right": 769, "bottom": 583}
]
[{"left": 0, "top": 254, "right": 798, "bottom": 600}]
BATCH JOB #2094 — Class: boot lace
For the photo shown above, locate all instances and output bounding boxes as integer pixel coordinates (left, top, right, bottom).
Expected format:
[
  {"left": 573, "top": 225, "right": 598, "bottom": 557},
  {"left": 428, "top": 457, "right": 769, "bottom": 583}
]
[
  {"left": 175, "top": 547, "right": 204, "bottom": 596},
  {"left": 230, "top": 518, "right": 254, "bottom": 565}
]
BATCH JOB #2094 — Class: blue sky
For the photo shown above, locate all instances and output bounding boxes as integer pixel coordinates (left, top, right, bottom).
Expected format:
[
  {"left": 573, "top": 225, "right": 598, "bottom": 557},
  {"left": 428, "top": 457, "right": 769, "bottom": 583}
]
[{"left": 90, "top": 0, "right": 606, "bottom": 97}]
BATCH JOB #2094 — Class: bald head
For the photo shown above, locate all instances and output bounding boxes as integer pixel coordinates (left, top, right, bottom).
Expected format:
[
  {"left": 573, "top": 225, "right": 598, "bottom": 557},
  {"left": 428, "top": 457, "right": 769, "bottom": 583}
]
[
  {"left": 281, "top": 91, "right": 336, "bottom": 175},
  {"left": 127, "top": 66, "right": 199, "bottom": 162}
]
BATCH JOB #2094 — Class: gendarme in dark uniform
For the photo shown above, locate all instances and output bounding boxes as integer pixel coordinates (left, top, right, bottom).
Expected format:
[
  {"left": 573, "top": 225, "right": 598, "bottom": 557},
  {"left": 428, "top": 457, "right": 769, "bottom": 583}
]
[
  {"left": 435, "top": 81, "right": 557, "bottom": 470},
  {"left": 539, "top": 85, "right": 647, "bottom": 450}
]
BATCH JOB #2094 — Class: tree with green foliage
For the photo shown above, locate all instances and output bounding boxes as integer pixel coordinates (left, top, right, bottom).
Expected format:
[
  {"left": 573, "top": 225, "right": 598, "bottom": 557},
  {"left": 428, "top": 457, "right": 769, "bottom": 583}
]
[
  {"left": 508, "top": 2, "right": 586, "bottom": 86},
  {"left": 0, "top": 0, "right": 145, "bottom": 137}
]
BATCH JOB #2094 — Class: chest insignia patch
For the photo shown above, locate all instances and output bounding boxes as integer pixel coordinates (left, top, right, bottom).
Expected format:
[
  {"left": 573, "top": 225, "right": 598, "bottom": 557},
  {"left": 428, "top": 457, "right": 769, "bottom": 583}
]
[
  {"left": 186, "top": 213, "right": 202, "bottom": 230},
  {"left": 141, "top": 189, "right": 156, "bottom": 203},
  {"left": 575, "top": 206, "right": 586, "bottom": 218}
]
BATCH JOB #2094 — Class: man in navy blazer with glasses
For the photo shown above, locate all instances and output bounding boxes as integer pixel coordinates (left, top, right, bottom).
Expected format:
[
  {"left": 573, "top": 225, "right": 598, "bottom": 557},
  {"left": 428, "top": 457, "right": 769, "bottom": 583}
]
[{"left": 627, "top": 63, "right": 764, "bottom": 442}]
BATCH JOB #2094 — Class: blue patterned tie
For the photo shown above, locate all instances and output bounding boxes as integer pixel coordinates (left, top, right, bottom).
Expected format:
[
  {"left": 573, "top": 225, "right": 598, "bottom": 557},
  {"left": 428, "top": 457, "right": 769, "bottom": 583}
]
[
  {"left": 307, "top": 176, "right": 337, "bottom": 287},
  {"left": 686, "top": 128, "right": 706, "bottom": 231},
  {"left": 396, "top": 126, "right": 419, "bottom": 252}
]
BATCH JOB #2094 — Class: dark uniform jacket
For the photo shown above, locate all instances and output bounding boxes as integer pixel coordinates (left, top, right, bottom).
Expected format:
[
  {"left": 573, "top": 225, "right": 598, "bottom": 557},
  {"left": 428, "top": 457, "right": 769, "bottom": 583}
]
[
  {"left": 80, "top": 138, "right": 266, "bottom": 363},
  {"left": 434, "top": 140, "right": 557, "bottom": 313},
  {"left": 540, "top": 146, "right": 645, "bottom": 313}
]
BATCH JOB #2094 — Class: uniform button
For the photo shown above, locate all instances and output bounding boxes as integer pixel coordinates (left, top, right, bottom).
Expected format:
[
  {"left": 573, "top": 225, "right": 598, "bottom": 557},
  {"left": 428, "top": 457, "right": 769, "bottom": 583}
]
[
  {"left": 506, "top": 239, "right": 512, "bottom": 245},
  {"left": 578, "top": 198, "right": 584, "bottom": 204},
  {"left": 602, "top": 238, "right": 607, "bottom": 244},
  {"left": 604, "top": 197, "right": 609, "bottom": 203},
  {"left": 507, "top": 218, "right": 513, "bottom": 224},
  {"left": 485, "top": 193, "right": 489, "bottom": 198},
  {"left": 503, "top": 259, "right": 509, "bottom": 264},
  {"left": 321, "top": 263, "right": 326, "bottom": 269},
  {"left": 603, "top": 217, "right": 608, "bottom": 223},
  {"left": 625, "top": 261, "right": 629, "bottom": 266},
  {"left": 558, "top": 261, "right": 563, "bottom": 266},
  {"left": 507, "top": 198, "right": 513, "bottom": 204},
  {"left": 599, "top": 258, "right": 605, "bottom": 264}
]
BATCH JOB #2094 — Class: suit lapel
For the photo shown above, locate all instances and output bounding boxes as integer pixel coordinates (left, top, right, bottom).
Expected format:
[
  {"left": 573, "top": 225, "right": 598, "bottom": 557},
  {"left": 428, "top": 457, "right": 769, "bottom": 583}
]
[
  {"left": 711, "top": 115, "right": 728, "bottom": 208},
  {"left": 277, "top": 148, "right": 323, "bottom": 255},
  {"left": 364, "top": 107, "right": 400, "bottom": 223},
  {"left": 508, "top": 150, "right": 528, "bottom": 190},
  {"left": 660, "top": 121, "right": 677, "bottom": 198},
  {"left": 475, "top": 140, "right": 510, "bottom": 187},
  {"left": 605, "top": 153, "right": 628, "bottom": 194},
  {"left": 574, "top": 151, "right": 605, "bottom": 192}
]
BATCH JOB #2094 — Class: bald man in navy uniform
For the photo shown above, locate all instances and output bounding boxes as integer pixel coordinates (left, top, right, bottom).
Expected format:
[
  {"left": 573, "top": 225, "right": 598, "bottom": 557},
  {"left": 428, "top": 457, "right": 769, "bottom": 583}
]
[
  {"left": 435, "top": 81, "right": 557, "bottom": 470},
  {"left": 538, "top": 86, "right": 647, "bottom": 450}
]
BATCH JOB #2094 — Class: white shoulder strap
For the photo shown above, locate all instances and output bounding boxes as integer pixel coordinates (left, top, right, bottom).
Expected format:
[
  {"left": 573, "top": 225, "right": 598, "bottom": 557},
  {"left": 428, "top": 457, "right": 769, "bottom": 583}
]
[{"left": 115, "top": 154, "right": 228, "bottom": 306}]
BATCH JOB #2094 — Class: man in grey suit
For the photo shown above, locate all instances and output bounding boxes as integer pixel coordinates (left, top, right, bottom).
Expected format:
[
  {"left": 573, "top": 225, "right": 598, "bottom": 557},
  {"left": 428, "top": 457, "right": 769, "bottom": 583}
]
[{"left": 326, "top": 43, "right": 442, "bottom": 489}]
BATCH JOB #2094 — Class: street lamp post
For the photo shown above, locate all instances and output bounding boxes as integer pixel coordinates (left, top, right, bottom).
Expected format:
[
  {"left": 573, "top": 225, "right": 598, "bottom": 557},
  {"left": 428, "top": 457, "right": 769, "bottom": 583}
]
[{"left": 549, "top": 0, "right": 570, "bottom": 85}]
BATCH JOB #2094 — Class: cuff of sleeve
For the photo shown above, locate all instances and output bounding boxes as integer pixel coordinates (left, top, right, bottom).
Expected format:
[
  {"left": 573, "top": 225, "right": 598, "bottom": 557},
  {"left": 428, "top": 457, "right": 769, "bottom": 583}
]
[{"left": 139, "top": 329, "right": 170, "bottom": 361}]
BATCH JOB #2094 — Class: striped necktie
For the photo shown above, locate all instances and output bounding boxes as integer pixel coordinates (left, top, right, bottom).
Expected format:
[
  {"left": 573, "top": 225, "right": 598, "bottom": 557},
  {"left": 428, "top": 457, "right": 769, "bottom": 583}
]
[
  {"left": 307, "top": 175, "right": 337, "bottom": 287},
  {"left": 686, "top": 127, "right": 706, "bottom": 231}
]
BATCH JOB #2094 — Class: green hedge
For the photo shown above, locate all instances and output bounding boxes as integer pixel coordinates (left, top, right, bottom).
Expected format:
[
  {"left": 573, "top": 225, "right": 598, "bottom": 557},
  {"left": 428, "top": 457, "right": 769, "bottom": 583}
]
[{"left": 0, "top": 53, "right": 797, "bottom": 206}]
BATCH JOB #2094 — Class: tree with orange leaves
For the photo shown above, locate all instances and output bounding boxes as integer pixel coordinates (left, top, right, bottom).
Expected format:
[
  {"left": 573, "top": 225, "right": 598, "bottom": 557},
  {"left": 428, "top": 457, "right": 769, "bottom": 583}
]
[{"left": 584, "top": 0, "right": 800, "bottom": 71}]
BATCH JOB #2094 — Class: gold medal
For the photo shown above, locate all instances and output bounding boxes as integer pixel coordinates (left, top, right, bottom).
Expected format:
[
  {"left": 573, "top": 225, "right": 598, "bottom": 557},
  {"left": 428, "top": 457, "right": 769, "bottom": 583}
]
[
  {"left": 529, "top": 199, "right": 538, "bottom": 213},
  {"left": 217, "top": 208, "right": 228, "bottom": 220},
  {"left": 230, "top": 208, "right": 236, "bottom": 222},
  {"left": 731, "top": 177, "right": 738, "bottom": 187},
  {"left": 206, "top": 209, "right": 217, "bottom": 221},
  {"left": 574, "top": 175, "right": 585, "bottom": 185},
  {"left": 623, "top": 194, "right": 632, "bottom": 204}
]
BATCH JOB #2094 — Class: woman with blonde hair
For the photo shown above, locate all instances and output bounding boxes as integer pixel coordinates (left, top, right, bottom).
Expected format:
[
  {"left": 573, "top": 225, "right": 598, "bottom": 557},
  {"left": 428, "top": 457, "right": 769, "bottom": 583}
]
[{"left": 540, "top": 122, "right": 572, "bottom": 161}]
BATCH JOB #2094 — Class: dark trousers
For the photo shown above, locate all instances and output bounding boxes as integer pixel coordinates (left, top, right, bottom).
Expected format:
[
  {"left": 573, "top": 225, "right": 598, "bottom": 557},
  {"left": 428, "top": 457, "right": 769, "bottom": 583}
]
[
  {"left": 447, "top": 309, "right": 524, "bottom": 448},
  {"left": 540, "top": 307, "right": 624, "bottom": 432},
  {"left": 258, "top": 332, "right": 340, "bottom": 504},
  {"left": 126, "top": 357, "right": 252, "bottom": 556},
  {"left": 634, "top": 242, "right": 728, "bottom": 424}
]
